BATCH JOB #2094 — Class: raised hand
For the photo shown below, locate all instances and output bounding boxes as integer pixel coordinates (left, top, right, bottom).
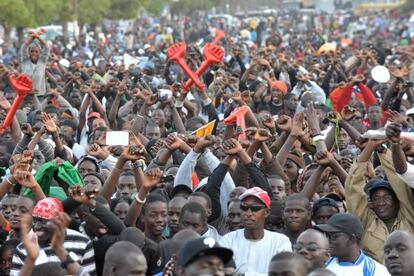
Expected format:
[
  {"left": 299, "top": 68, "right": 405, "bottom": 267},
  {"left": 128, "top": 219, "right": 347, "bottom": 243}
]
[
  {"left": 143, "top": 168, "right": 164, "bottom": 189},
  {"left": 304, "top": 103, "right": 321, "bottom": 137},
  {"left": 165, "top": 134, "right": 185, "bottom": 151},
  {"left": 88, "top": 143, "right": 109, "bottom": 160},
  {"left": 276, "top": 115, "right": 292, "bottom": 133},
  {"left": 20, "top": 214, "right": 39, "bottom": 261},
  {"left": 121, "top": 133, "right": 146, "bottom": 161},
  {"left": 68, "top": 185, "right": 98, "bottom": 205},
  {"left": 0, "top": 97, "right": 11, "bottom": 111},
  {"left": 389, "top": 65, "right": 410, "bottom": 79},
  {"left": 13, "top": 170, "right": 38, "bottom": 189},
  {"left": 262, "top": 113, "right": 276, "bottom": 130},
  {"left": 290, "top": 112, "right": 306, "bottom": 137},
  {"left": 388, "top": 110, "right": 408, "bottom": 126},
  {"left": 314, "top": 150, "right": 335, "bottom": 165},
  {"left": 194, "top": 135, "right": 215, "bottom": 153},
  {"left": 21, "top": 123, "right": 34, "bottom": 137},
  {"left": 50, "top": 212, "right": 71, "bottom": 252},
  {"left": 222, "top": 138, "right": 243, "bottom": 155},
  {"left": 386, "top": 123, "right": 402, "bottom": 143},
  {"left": 40, "top": 112, "right": 58, "bottom": 133},
  {"left": 341, "top": 105, "right": 357, "bottom": 121}
]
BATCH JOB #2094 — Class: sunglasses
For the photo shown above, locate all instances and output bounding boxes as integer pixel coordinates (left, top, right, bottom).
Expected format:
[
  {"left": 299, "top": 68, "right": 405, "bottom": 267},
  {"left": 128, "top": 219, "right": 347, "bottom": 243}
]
[{"left": 240, "top": 204, "right": 266, "bottom": 212}]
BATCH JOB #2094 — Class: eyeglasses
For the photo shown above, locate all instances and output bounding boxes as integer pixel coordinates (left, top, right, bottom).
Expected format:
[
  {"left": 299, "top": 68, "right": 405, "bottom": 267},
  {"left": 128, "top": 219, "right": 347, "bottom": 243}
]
[
  {"left": 371, "top": 195, "right": 394, "bottom": 205},
  {"left": 293, "top": 244, "right": 328, "bottom": 252},
  {"left": 240, "top": 204, "right": 266, "bottom": 212}
]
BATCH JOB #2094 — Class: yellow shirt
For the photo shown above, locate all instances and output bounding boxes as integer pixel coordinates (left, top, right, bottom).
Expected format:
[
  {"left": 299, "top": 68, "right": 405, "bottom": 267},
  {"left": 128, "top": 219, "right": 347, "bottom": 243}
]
[{"left": 345, "top": 151, "right": 414, "bottom": 262}]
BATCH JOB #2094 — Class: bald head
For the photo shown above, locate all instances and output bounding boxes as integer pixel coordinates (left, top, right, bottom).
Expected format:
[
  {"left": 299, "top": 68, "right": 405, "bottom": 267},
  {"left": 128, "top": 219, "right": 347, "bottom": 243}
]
[
  {"left": 297, "top": 229, "right": 329, "bottom": 248},
  {"left": 384, "top": 231, "right": 414, "bottom": 276},
  {"left": 294, "top": 229, "right": 330, "bottom": 272},
  {"left": 103, "top": 241, "right": 147, "bottom": 276}
]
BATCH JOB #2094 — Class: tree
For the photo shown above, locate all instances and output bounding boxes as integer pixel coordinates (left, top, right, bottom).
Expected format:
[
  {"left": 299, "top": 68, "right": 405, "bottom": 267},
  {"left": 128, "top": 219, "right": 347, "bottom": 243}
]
[
  {"left": 171, "top": 0, "right": 222, "bottom": 15},
  {"left": 77, "top": 0, "right": 110, "bottom": 26},
  {"left": 107, "top": 0, "right": 141, "bottom": 19},
  {"left": 0, "top": 0, "right": 30, "bottom": 48},
  {"left": 55, "top": 0, "right": 75, "bottom": 39},
  {"left": 141, "top": 0, "right": 168, "bottom": 16}
]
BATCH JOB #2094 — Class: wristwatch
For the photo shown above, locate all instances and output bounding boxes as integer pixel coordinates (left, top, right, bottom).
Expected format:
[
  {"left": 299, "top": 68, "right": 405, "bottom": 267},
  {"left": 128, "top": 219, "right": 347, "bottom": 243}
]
[
  {"left": 131, "top": 160, "right": 144, "bottom": 170},
  {"left": 61, "top": 252, "right": 77, "bottom": 269}
]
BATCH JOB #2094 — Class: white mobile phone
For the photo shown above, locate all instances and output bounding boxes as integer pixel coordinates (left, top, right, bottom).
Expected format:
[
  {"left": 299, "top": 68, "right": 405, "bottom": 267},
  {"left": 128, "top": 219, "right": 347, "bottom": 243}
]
[{"left": 106, "top": 131, "right": 129, "bottom": 146}]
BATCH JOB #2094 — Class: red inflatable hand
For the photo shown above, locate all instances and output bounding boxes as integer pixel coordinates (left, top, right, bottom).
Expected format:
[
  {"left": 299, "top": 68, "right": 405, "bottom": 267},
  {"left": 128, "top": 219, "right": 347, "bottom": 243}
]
[
  {"left": 1, "top": 74, "right": 32, "bottom": 131},
  {"left": 9, "top": 74, "right": 32, "bottom": 96},
  {"left": 167, "top": 43, "right": 205, "bottom": 91},
  {"left": 212, "top": 29, "right": 225, "bottom": 45},
  {"left": 223, "top": 106, "right": 250, "bottom": 140},
  {"left": 183, "top": 43, "right": 224, "bottom": 92}
]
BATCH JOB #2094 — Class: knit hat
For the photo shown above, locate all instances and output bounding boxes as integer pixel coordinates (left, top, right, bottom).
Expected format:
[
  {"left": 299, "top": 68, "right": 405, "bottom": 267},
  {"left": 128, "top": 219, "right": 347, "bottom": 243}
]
[{"left": 271, "top": 80, "right": 288, "bottom": 94}]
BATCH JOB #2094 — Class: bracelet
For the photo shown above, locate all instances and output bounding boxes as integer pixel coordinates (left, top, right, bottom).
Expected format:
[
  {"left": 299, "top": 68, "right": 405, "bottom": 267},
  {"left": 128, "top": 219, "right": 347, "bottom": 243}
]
[
  {"left": 5, "top": 178, "right": 14, "bottom": 186},
  {"left": 391, "top": 141, "right": 401, "bottom": 146},
  {"left": 135, "top": 193, "right": 147, "bottom": 204}
]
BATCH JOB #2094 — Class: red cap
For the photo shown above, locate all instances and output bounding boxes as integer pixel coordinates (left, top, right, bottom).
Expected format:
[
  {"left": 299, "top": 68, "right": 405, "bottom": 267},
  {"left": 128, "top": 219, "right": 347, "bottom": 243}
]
[
  {"left": 87, "top": 112, "right": 101, "bottom": 120},
  {"left": 32, "top": 197, "right": 64, "bottom": 220},
  {"left": 271, "top": 80, "right": 288, "bottom": 94},
  {"left": 239, "top": 187, "right": 271, "bottom": 208}
]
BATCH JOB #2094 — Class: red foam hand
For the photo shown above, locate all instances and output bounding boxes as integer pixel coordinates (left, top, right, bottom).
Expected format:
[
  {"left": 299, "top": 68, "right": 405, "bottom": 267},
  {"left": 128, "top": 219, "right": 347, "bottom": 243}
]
[
  {"left": 212, "top": 29, "right": 225, "bottom": 45},
  {"left": 167, "top": 43, "right": 205, "bottom": 91},
  {"left": 9, "top": 74, "right": 32, "bottom": 96},
  {"left": 183, "top": 43, "right": 224, "bottom": 92},
  {"left": 223, "top": 106, "right": 250, "bottom": 140},
  {"left": 1, "top": 74, "right": 32, "bottom": 131}
]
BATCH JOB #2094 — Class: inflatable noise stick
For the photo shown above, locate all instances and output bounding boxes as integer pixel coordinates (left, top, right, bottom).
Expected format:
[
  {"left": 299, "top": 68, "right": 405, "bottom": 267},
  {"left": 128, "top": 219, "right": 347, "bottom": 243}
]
[
  {"left": 223, "top": 105, "right": 250, "bottom": 140},
  {"left": 211, "top": 29, "right": 225, "bottom": 45},
  {"left": 1, "top": 74, "right": 32, "bottom": 131},
  {"left": 167, "top": 43, "right": 205, "bottom": 91},
  {"left": 183, "top": 43, "right": 224, "bottom": 92}
]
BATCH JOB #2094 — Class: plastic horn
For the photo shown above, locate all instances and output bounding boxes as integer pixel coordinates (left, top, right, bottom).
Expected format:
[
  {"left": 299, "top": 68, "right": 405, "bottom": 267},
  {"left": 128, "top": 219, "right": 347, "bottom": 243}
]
[
  {"left": 223, "top": 105, "right": 250, "bottom": 140},
  {"left": 167, "top": 43, "right": 205, "bottom": 91},
  {"left": 1, "top": 74, "right": 32, "bottom": 131},
  {"left": 183, "top": 43, "right": 224, "bottom": 92}
]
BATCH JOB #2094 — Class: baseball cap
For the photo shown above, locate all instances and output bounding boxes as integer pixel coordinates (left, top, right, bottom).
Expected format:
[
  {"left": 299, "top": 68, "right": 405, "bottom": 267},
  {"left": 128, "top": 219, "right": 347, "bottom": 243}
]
[
  {"left": 32, "top": 197, "right": 64, "bottom": 220},
  {"left": 177, "top": 237, "right": 233, "bottom": 267},
  {"left": 239, "top": 187, "right": 271, "bottom": 208},
  {"left": 171, "top": 184, "right": 193, "bottom": 198},
  {"left": 315, "top": 213, "right": 364, "bottom": 240},
  {"left": 312, "top": 197, "right": 339, "bottom": 215},
  {"left": 364, "top": 178, "right": 394, "bottom": 198}
]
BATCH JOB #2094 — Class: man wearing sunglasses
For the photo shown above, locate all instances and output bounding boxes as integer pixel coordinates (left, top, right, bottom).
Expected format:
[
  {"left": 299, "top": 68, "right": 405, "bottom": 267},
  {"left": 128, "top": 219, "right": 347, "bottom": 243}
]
[
  {"left": 220, "top": 187, "right": 291, "bottom": 275},
  {"left": 316, "top": 213, "right": 390, "bottom": 276}
]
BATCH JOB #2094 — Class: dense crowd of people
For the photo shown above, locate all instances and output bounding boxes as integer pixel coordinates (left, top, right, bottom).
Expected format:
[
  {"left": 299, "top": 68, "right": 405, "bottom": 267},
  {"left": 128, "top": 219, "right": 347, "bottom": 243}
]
[{"left": 0, "top": 7, "right": 413, "bottom": 276}]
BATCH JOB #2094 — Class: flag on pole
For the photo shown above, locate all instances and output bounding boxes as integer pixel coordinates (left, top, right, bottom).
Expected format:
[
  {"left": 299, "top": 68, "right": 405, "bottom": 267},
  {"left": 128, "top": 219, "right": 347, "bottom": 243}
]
[{"left": 192, "top": 120, "right": 216, "bottom": 137}]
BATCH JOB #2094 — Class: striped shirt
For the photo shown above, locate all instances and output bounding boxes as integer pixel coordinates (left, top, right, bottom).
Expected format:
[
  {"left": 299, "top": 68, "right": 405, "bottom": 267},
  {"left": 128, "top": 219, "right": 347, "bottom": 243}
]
[
  {"left": 10, "top": 229, "right": 96, "bottom": 276},
  {"left": 325, "top": 250, "right": 390, "bottom": 276}
]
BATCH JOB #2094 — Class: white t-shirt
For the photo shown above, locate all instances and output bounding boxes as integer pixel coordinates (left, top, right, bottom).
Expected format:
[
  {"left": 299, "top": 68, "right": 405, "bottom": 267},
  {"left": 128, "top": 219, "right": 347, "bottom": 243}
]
[
  {"left": 220, "top": 229, "right": 292, "bottom": 275},
  {"left": 396, "top": 162, "right": 414, "bottom": 189},
  {"left": 325, "top": 251, "right": 391, "bottom": 276}
]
